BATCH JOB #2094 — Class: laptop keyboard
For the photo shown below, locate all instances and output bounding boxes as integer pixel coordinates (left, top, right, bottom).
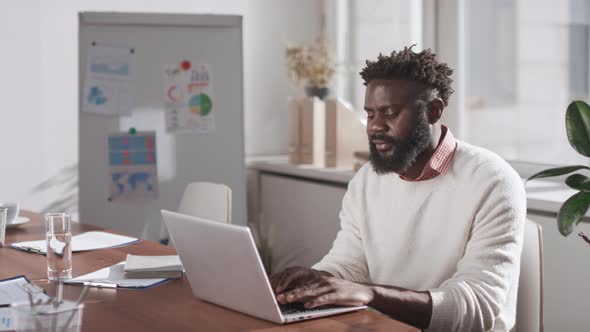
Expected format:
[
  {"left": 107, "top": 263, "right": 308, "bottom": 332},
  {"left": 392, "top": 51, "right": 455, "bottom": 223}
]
[{"left": 279, "top": 302, "right": 330, "bottom": 315}]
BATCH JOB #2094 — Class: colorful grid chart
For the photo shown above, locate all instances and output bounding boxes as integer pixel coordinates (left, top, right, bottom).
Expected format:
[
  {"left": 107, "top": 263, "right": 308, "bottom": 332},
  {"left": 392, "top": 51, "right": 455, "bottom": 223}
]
[
  {"left": 107, "top": 132, "right": 158, "bottom": 201},
  {"left": 108, "top": 135, "right": 156, "bottom": 165}
]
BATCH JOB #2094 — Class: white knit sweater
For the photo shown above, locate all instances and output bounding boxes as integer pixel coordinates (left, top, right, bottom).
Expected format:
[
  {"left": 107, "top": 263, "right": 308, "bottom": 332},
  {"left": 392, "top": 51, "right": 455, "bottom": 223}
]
[{"left": 313, "top": 141, "right": 526, "bottom": 332}]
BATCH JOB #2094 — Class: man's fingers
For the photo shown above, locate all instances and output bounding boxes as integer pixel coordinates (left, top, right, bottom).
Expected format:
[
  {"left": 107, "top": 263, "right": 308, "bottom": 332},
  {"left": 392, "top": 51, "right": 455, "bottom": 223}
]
[
  {"left": 304, "top": 293, "right": 337, "bottom": 308},
  {"left": 275, "top": 268, "right": 306, "bottom": 293},
  {"left": 285, "top": 285, "right": 332, "bottom": 304},
  {"left": 297, "top": 281, "right": 323, "bottom": 292},
  {"left": 304, "top": 292, "right": 360, "bottom": 308},
  {"left": 271, "top": 271, "right": 289, "bottom": 293},
  {"left": 304, "top": 291, "right": 365, "bottom": 308},
  {"left": 273, "top": 267, "right": 327, "bottom": 295},
  {"left": 269, "top": 272, "right": 284, "bottom": 290},
  {"left": 277, "top": 268, "right": 316, "bottom": 293},
  {"left": 282, "top": 281, "right": 322, "bottom": 302},
  {"left": 274, "top": 271, "right": 290, "bottom": 293},
  {"left": 275, "top": 271, "right": 295, "bottom": 293}
]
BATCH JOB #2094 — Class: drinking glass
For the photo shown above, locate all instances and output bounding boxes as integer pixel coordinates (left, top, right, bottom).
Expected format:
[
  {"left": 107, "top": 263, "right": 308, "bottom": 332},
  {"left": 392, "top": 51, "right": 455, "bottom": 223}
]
[{"left": 45, "top": 213, "right": 72, "bottom": 281}]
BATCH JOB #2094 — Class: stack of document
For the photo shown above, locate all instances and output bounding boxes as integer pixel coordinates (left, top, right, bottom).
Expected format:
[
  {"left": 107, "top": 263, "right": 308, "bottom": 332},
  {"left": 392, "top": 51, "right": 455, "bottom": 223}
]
[{"left": 123, "top": 254, "right": 183, "bottom": 278}]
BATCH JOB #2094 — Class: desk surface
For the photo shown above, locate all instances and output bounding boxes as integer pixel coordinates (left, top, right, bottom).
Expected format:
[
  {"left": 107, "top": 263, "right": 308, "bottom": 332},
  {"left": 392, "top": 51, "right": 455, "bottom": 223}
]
[{"left": 1, "top": 211, "right": 417, "bottom": 332}]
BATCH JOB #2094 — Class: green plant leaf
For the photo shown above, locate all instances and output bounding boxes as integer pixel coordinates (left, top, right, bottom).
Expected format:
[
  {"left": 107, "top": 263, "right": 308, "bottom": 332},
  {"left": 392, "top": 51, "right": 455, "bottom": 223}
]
[
  {"left": 565, "top": 173, "right": 590, "bottom": 192},
  {"left": 558, "top": 191, "right": 590, "bottom": 236},
  {"left": 527, "top": 165, "right": 590, "bottom": 182},
  {"left": 566, "top": 101, "right": 590, "bottom": 157}
]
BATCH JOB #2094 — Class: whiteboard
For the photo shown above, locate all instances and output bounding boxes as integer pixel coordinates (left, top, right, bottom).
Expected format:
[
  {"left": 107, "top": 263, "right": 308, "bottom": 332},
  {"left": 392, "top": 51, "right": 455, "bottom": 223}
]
[{"left": 78, "top": 12, "right": 247, "bottom": 241}]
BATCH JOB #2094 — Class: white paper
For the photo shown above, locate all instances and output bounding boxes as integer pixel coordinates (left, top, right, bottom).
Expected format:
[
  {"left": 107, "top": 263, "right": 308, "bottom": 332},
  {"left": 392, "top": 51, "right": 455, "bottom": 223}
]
[
  {"left": 108, "top": 132, "right": 159, "bottom": 202},
  {"left": 163, "top": 63, "right": 216, "bottom": 133},
  {"left": 0, "top": 277, "right": 50, "bottom": 307},
  {"left": 10, "top": 231, "right": 138, "bottom": 254},
  {"left": 83, "top": 45, "right": 135, "bottom": 116},
  {"left": 0, "top": 308, "right": 14, "bottom": 331},
  {"left": 66, "top": 262, "right": 165, "bottom": 288},
  {"left": 123, "top": 254, "right": 182, "bottom": 272}
]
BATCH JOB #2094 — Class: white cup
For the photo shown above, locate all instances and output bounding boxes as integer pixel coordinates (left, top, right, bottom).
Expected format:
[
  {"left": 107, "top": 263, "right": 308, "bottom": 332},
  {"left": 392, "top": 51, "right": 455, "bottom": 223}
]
[{"left": 0, "top": 202, "right": 19, "bottom": 224}]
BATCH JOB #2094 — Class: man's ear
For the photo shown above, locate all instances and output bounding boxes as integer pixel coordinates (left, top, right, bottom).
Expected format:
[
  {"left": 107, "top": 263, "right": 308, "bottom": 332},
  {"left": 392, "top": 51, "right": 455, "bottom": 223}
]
[{"left": 427, "top": 98, "right": 444, "bottom": 124}]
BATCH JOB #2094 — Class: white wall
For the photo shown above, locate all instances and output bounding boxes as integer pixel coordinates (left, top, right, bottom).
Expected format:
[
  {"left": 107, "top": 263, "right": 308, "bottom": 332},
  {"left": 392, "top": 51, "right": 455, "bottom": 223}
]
[
  {"left": 0, "top": 0, "right": 322, "bottom": 213},
  {"left": 0, "top": 0, "right": 47, "bottom": 211}
]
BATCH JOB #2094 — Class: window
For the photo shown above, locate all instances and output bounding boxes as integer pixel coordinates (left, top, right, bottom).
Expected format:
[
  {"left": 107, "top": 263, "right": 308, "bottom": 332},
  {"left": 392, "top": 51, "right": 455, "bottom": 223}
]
[
  {"left": 330, "top": 0, "right": 590, "bottom": 167},
  {"left": 464, "top": 0, "right": 589, "bottom": 165},
  {"left": 328, "top": 0, "right": 423, "bottom": 116}
]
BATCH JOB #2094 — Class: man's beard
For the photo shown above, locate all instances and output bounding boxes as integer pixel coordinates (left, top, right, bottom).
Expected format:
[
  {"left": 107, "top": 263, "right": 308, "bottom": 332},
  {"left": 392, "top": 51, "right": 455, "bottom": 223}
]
[{"left": 369, "top": 112, "right": 431, "bottom": 175}]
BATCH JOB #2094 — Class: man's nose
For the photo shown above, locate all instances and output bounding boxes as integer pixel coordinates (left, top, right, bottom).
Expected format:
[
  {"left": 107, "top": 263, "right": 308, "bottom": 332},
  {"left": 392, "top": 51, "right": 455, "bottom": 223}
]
[{"left": 368, "top": 113, "right": 388, "bottom": 135}]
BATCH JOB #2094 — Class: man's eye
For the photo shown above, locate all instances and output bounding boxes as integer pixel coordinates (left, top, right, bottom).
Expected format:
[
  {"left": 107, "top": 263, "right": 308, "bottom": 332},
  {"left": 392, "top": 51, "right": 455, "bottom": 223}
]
[
  {"left": 385, "top": 111, "right": 399, "bottom": 118},
  {"left": 366, "top": 113, "right": 374, "bottom": 119}
]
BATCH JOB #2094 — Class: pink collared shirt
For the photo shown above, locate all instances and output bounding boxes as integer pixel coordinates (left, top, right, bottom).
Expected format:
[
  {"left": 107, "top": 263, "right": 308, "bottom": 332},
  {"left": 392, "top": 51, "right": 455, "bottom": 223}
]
[{"left": 399, "top": 125, "right": 457, "bottom": 182}]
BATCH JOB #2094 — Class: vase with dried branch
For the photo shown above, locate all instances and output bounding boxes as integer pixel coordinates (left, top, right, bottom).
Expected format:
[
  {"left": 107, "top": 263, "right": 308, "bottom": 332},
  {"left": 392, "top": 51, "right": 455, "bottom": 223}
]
[{"left": 285, "top": 36, "right": 335, "bottom": 99}]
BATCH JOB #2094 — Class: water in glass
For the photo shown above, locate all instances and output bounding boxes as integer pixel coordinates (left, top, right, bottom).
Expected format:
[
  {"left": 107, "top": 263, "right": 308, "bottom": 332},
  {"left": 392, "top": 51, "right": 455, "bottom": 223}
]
[
  {"left": 45, "top": 213, "right": 72, "bottom": 281},
  {"left": 46, "top": 231, "right": 72, "bottom": 280}
]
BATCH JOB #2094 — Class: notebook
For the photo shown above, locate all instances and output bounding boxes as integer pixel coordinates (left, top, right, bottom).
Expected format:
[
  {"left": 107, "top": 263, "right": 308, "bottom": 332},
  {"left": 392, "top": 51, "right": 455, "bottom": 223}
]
[{"left": 123, "top": 254, "right": 183, "bottom": 278}]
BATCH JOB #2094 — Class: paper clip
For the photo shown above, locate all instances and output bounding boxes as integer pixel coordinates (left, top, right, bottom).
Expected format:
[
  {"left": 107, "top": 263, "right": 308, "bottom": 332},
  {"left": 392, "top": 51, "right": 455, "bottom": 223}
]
[
  {"left": 19, "top": 246, "right": 44, "bottom": 254},
  {"left": 19, "top": 282, "right": 45, "bottom": 295}
]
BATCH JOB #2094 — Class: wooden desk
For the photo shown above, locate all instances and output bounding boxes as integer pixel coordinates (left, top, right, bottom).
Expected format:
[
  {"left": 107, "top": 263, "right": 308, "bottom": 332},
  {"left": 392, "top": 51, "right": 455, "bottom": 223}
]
[{"left": 1, "top": 211, "right": 417, "bottom": 332}]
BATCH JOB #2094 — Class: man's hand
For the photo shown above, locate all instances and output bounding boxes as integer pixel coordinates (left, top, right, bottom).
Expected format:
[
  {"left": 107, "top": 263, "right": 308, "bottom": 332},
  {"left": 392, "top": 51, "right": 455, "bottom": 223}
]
[
  {"left": 272, "top": 268, "right": 432, "bottom": 329},
  {"left": 270, "top": 266, "right": 328, "bottom": 294},
  {"left": 277, "top": 277, "right": 374, "bottom": 308}
]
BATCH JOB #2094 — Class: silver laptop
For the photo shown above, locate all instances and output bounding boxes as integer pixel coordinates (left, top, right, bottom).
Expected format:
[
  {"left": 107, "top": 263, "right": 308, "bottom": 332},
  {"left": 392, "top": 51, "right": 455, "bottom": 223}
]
[{"left": 161, "top": 210, "right": 366, "bottom": 324}]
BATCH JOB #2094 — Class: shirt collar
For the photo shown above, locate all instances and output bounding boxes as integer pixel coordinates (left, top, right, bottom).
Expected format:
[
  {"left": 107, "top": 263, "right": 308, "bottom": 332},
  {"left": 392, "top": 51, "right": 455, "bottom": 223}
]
[{"left": 399, "top": 125, "right": 457, "bottom": 182}]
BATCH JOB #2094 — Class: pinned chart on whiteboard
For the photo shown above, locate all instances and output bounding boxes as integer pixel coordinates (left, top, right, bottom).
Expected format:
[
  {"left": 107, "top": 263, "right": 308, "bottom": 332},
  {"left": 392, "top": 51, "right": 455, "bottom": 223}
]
[
  {"left": 163, "top": 61, "right": 216, "bottom": 133},
  {"left": 107, "top": 130, "right": 158, "bottom": 202},
  {"left": 83, "top": 43, "right": 136, "bottom": 116}
]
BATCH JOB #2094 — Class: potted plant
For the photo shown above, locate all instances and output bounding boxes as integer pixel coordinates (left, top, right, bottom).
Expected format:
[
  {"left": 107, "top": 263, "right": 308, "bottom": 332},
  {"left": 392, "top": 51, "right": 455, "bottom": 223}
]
[
  {"left": 527, "top": 101, "right": 590, "bottom": 244},
  {"left": 285, "top": 36, "right": 335, "bottom": 99}
]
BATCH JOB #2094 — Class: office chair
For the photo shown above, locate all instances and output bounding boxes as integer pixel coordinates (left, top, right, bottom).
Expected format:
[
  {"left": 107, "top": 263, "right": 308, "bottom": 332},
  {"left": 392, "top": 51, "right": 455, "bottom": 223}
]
[
  {"left": 177, "top": 182, "right": 232, "bottom": 224},
  {"left": 160, "top": 182, "right": 232, "bottom": 244},
  {"left": 512, "top": 219, "right": 544, "bottom": 332}
]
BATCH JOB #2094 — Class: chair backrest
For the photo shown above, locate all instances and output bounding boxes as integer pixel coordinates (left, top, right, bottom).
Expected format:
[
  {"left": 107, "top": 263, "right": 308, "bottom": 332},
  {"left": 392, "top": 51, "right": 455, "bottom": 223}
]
[
  {"left": 513, "top": 219, "right": 543, "bottom": 332},
  {"left": 178, "top": 182, "right": 232, "bottom": 224}
]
